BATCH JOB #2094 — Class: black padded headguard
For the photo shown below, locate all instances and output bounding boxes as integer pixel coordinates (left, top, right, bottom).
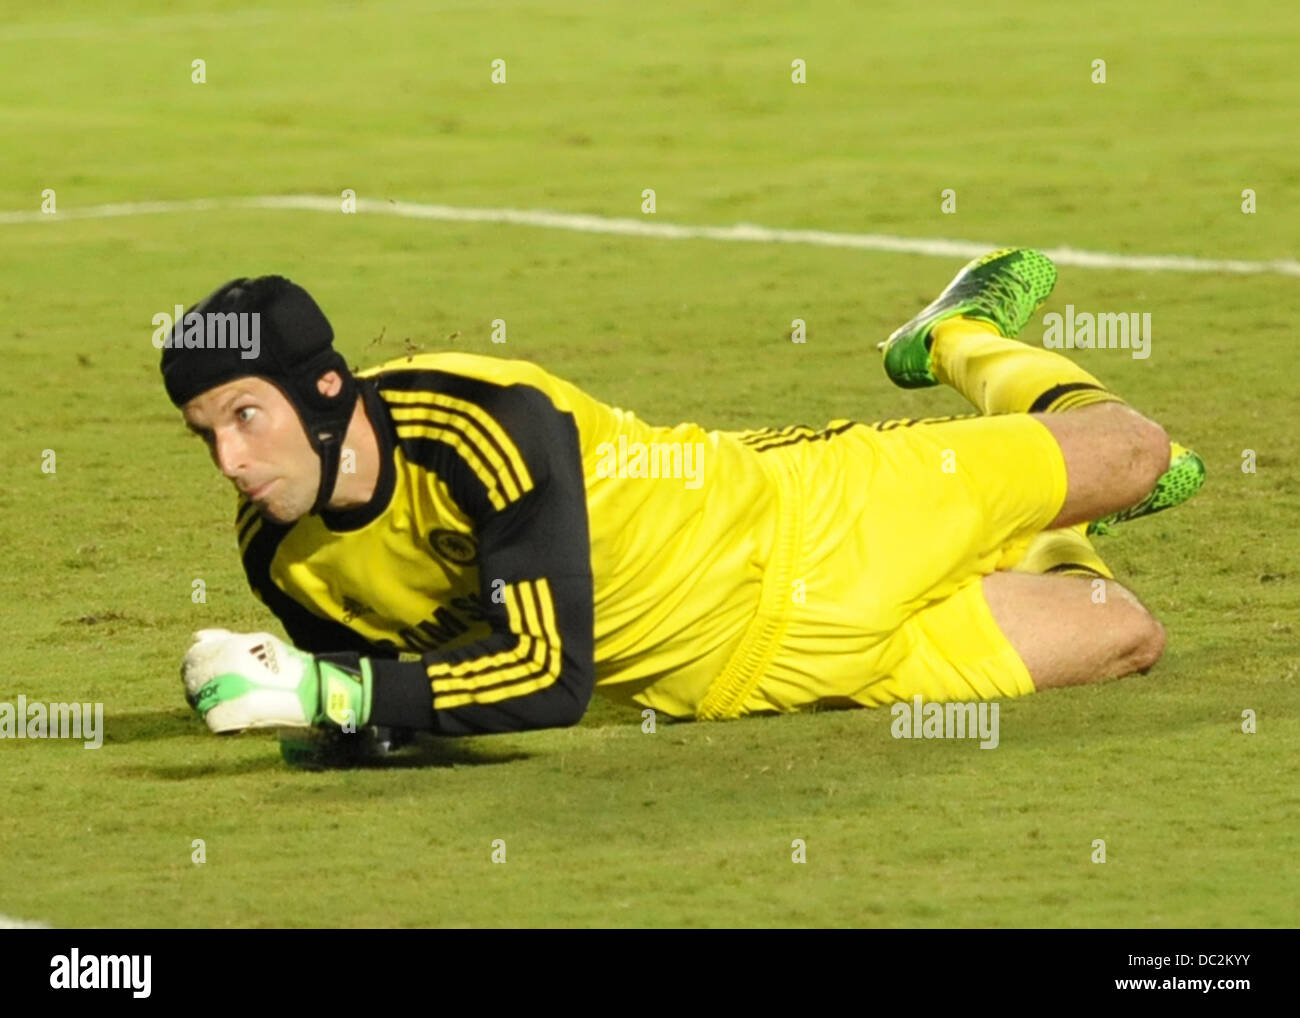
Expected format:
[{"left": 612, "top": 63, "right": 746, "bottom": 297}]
[{"left": 160, "top": 276, "right": 358, "bottom": 514}]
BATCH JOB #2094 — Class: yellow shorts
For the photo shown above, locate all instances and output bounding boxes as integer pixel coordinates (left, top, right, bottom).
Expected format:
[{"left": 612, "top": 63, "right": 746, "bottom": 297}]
[{"left": 697, "top": 412, "right": 1069, "bottom": 718}]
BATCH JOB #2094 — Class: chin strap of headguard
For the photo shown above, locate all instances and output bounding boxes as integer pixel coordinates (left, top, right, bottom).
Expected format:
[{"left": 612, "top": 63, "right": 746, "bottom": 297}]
[{"left": 310, "top": 433, "right": 346, "bottom": 515}]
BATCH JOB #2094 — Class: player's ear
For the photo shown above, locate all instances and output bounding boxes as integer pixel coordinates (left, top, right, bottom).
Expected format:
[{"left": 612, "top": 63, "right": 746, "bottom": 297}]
[{"left": 316, "top": 371, "right": 342, "bottom": 397}]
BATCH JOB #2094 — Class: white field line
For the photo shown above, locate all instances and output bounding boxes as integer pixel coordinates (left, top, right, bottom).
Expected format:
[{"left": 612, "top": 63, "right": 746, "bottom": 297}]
[{"left": 3, "top": 195, "right": 1297, "bottom": 277}]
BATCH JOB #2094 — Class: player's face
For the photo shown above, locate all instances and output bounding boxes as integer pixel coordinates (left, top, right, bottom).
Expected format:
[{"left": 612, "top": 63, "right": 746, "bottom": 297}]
[{"left": 182, "top": 377, "right": 320, "bottom": 524}]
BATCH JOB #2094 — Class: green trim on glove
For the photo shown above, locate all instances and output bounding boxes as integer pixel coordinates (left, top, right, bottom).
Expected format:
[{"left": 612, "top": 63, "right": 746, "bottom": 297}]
[
  {"left": 192, "top": 673, "right": 260, "bottom": 720},
  {"left": 313, "top": 658, "right": 373, "bottom": 731}
]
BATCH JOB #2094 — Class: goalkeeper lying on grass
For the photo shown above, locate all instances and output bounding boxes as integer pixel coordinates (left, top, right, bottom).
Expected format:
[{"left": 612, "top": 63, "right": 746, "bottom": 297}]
[{"left": 163, "top": 250, "right": 1204, "bottom": 763}]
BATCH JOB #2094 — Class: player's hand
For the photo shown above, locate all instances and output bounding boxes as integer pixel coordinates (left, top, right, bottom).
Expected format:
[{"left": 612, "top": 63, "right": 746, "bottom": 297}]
[{"left": 180, "top": 629, "right": 372, "bottom": 734}]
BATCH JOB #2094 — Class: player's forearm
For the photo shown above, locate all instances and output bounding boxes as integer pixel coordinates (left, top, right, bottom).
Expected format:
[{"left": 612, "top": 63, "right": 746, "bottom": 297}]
[
  {"left": 365, "top": 653, "right": 592, "bottom": 735},
  {"left": 369, "top": 561, "right": 595, "bottom": 734}
]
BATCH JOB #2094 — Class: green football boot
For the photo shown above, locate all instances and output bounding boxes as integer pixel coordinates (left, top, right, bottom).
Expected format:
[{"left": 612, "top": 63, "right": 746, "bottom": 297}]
[
  {"left": 1088, "top": 442, "right": 1206, "bottom": 536},
  {"left": 880, "top": 248, "right": 1058, "bottom": 388}
]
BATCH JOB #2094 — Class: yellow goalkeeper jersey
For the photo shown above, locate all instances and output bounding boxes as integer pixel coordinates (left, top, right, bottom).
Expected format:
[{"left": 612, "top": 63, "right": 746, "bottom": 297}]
[{"left": 237, "top": 351, "right": 802, "bottom": 733}]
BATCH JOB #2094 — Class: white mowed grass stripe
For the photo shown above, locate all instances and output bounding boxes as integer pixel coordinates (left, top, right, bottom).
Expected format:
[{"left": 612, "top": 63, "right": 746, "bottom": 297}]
[
  {"left": 0, "top": 0, "right": 435, "bottom": 42},
  {"left": 0, "top": 913, "right": 50, "bottom": 929},
  {"left": 3, "top": 195, "right": 1297, "bottom": 278}
]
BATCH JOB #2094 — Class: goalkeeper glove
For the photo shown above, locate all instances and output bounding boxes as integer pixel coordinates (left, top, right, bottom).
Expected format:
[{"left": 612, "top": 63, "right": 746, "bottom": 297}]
[{"left": 181, "top": 628, "right": 372, "bottom": 734}]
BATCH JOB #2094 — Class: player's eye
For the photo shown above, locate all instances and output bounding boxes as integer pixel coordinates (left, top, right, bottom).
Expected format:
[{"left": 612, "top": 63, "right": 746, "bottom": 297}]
[{"left": 235, "top": 406, "right": 258, "bottom": 424}]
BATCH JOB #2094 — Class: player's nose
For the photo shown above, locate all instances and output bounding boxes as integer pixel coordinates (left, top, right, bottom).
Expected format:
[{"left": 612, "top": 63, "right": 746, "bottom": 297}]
[{"left": 212, "top": 430, "right": 247, "bottom": 480}]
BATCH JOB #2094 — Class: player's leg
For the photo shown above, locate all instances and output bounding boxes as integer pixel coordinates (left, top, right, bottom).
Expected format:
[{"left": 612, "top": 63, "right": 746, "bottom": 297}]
[
  {"left": 748, "top": 561, "right": 1164, "bottom": 713},
  {"left": 930, "top": 317, "right": 1202, "bottom": 528},
  {"left": 932, "top": 318, "right": 1204, "bottom": 532},
  {"left": 982, "top": 569, "right": 1165, "bottom": 689},
  {"left": 1012, "top": 521, "right": 1113, "bottom": 580},
  {"left": 1004, "top": 511, "right": 1166, "bottom": 687},
  {"left": 1033, "top": 403, "right": 1169, "bottom": 528},
  {"left": 928, "top": 316, "right": 1176, "bottom": 526},
  {"left": 881, "top": 249, "right": 1205, "bottom": 531}
]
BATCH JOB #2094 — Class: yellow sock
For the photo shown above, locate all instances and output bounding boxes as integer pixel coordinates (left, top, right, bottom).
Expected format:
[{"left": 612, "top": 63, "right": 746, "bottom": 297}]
[
  {"left": 1013, "top": 523, "right": 1114, "bottom": 579},
  {"left": 930, "top": 317, "right": 1128, "bottom": 415}
]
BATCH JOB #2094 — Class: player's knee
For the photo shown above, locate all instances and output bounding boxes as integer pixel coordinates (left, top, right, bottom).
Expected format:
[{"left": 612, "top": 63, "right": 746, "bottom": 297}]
[
  {"left": 1140, "top": 615, "right": 1167, "bottom": 672},
  {"left": 1066, "top": 404, "right": 1167, "bottom": 509},
  {"left": 1118, "top": 609, "right": 1166, "bottom": 675},
  {"left": 1129, "top": 414, "right": 1170, "bottom": 497}
]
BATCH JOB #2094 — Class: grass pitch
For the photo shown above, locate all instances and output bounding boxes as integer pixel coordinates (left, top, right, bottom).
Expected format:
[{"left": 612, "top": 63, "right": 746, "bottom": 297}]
[{"left": 0, "top": 0, "right": 1297, "bottom": 928}]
